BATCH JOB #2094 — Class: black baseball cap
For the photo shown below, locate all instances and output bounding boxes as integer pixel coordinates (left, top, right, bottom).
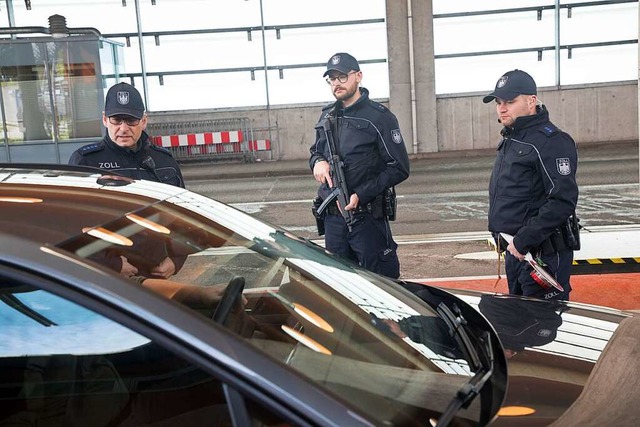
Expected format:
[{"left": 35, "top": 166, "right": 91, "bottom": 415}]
[
  {"left": 483, "top": 69, "right": 537, "bottom": 103},
  {"left": 104, "top": 82, "right": 145, "bottom": 119},
  {"left": 323, "top": 52, "right": 360, "bottom": 77}
]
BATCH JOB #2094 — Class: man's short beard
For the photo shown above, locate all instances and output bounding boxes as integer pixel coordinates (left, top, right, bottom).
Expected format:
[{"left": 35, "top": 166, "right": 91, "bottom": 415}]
[{"left": 334, "top": 86, "right": 357, "bottom": 101}]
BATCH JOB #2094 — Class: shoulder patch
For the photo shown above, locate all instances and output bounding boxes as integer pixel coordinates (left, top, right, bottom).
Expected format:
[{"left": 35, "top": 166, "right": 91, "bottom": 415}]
[
  {"left": 150, "top": 144, "right": 172, "bottom": 155},
  {"left": 369, "top": 100, "right": 388, "bottom": 112},
  {"left": 556, "top": 158, "right": 572, "bottom": 175},
  {"left": 539, "top": 124, "right": 558, "bottom": 137},
  {"left": 77, "top": 143, "right": 104, "bottom": 156},
  {"left": 321, "top": 102, "right": 336, "bottom": 112},
  {"left": 391, "top": 129, "right": 403, "bottom": 144}
]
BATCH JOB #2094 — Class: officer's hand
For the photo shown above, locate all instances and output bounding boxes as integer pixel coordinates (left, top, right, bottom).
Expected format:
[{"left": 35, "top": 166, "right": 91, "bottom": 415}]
[
  {"left": 344, "top": 193, "right": 359, "bottom": 211},
  {"left": 120, "top": 256, "right": 138, "bottom": 278},
  {"left": 313, "top": 160, "right": 333, "bottom": 187},
  {"left": 507, "top": 242, "right": 526, "bottom": 261},
  {"left": 150, "top": 256, "right": 176, "bottom": 279},
  {"left": 382, "top": 319, "right": 407, "bottom": 339}
]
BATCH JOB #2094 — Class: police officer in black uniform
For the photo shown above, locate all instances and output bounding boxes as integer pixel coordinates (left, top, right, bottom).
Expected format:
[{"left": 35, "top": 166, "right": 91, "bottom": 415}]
[
  {"left": 483, "top": 70, "right": 579, "bottom": 301},
  {"left": 69, "top": 82, "right": 185, "bottom": 279},
  {"left": 310, "top": 52, "right": 410, "bottom": 279},
  {"left": 69, "top": 82, "right": 184, "bottom": 188}
]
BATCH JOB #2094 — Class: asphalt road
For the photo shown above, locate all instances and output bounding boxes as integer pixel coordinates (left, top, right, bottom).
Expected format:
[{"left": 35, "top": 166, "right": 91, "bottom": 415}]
[{"left": 184, "top": 141, "right": 640, "bottom": 280}]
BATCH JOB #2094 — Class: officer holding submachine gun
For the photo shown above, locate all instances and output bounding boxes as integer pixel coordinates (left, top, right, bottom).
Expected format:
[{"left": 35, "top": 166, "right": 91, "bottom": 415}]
[{"left": 310, "top": 52, "right": 410, "bottom": 279}]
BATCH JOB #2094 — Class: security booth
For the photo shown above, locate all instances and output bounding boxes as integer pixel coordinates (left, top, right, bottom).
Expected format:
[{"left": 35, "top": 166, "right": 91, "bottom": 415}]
[{"left": 0, "top": 16, "right": 123, "bottom": 163}]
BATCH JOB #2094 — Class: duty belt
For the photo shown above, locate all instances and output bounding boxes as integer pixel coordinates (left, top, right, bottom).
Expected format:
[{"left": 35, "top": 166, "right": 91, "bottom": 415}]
[
  {"left": 326, "top": 203, "right": 370, "bottom": 216},
  {"left": 326, "top": 195, "right": 384, "bottom": 217}
]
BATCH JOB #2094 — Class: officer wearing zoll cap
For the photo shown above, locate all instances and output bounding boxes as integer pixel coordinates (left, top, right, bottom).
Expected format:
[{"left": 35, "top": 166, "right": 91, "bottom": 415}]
[
  {"left": 103, "top": 81, "right": 146, "bottom": 119},
  {"left": 484, "top": 69, "right": 579, "bottom": 301},
  {"left": 69, "top": 82, "right": 184, "bottom": 188},
  {"left": 309, "top": 52, "right": 410, "bottom": 279},
  {"left": 69, "top": 82, "right": 186, "bottom": 280}
]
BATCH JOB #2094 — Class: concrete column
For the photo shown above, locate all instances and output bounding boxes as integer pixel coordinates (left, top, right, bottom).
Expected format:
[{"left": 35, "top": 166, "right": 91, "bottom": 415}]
[
  {"left": 385, "top": 0, "right": 414, "bottom": 153},
  {"left": 411, "top": 0, "right": 438, "bottom": 153}
]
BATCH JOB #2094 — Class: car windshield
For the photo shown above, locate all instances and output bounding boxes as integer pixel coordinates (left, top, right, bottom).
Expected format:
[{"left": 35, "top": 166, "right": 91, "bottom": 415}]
[{"left": 0, "top": 171, "right": 504, "bottom": 425}]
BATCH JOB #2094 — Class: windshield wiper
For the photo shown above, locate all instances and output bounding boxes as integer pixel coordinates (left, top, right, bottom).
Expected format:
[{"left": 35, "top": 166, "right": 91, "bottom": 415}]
[
  {"left": 0, "top": 294, "right": 58, "bottom": 327},
  {"left": 435, "top": 302, "right": 494, "bottom": 427}
]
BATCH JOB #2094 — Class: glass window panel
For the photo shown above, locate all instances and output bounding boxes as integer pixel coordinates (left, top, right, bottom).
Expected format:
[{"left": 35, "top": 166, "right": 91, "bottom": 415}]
[
  {"left": 50, "top": 39, "right": 104, "bottom": 140},
  {"left": 0, "top": 0, "right": 635, "bottom": 108},
  {"left": 264, "top": 22, "right": 388, "bottom": 65},
  {"left": 434, "top": 8, "right": 557, "bottom": 94},
  {"left": 561, "top": 44, "right": 638, "bottom": 85},
  {"left": 142, "top": 33, "right": 264, "bottom": 72},
  {"left": 435, "top": 52, "right": 556, "bottom": 95},
  {"left": 0, "top": 42, "right": 53, "bottom": 144},
  {"left": 262, "top": 0, "right": 385, "bottom": 24},
  {"left": 99, "top": 40, "right": 125, "bottom": 89},
  {"left": 0, "top": 282, "right": 291, "bottom": 426},
  {"left": 561, "top": 3, "right": 637, "bottom": 44},
  {"left": 9, "top": 0, "right": 137, "bottom": 34},
  {"left": 140, "top": 0, "right": 260, "bottom": 31},
  {"left": 146, "top": 72, "right": 267, "bottom": 111},
  {"left": 434, "top": 0, "right": 551, "bottom": 14},
  {"left": 435, "top": 10, "right": 556, "bottom": 55}
]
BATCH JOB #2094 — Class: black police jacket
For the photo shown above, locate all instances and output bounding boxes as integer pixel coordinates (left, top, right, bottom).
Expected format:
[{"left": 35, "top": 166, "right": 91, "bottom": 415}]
[
  {"left": 68, "top": 131, "right": 185, "bottom": 188},
  {"left": 488, "top": 105, "right": 578, "bottom": 254},
  {"left": 309, "top": 88, "right": 410, "bottom": 204}
]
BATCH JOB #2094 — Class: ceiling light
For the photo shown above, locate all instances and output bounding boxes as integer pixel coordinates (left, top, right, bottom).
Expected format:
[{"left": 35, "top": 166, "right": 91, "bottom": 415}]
[
  {"left": 293, "top": 303, "right": 334, "bottom": 333},
  {"left": 126, "top": 213, "right": 170, "bottom": 234},
  {"left": 0, "top": 197, "right": 42, "bottom": 203},
  {"left": 83, "top": 227, "right": 133, "bottom": 246},
  {"left": 281, "top": 325, "right": 331, "bottom": 355},
  {"left": 497, "top": 406, "right": 536, "bottom": 416}
]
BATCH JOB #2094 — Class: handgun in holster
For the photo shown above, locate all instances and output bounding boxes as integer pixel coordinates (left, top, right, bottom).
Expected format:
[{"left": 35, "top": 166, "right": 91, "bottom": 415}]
[
  {"left": 563, "top": 214, "right": 581, "bottom": 251},
  {"left": 383, "top": 187, "right": 397, "bottom": 221},
  {"left": 311, "top": 196, "right": 325, "bottom": 236}
]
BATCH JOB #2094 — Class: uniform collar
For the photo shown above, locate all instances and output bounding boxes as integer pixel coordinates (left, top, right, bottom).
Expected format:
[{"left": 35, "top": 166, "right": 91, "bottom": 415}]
[
  {"left": 501, "top": 104, "right": 550, "bottom": 136},
  {"left": 333, "top": 87, "right": 369, "bottom": 115}
]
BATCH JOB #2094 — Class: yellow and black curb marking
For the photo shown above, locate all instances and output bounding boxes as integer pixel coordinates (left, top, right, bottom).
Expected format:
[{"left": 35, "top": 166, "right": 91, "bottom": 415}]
[
  {"left": 572, "top": 257, "right": 640, "bottom": 274},
  {"left": 573, "top": 257, "right": 640, "bottom": 266},
  {"left": 487, "top": 238, "right": 640, "bottom": 274}
]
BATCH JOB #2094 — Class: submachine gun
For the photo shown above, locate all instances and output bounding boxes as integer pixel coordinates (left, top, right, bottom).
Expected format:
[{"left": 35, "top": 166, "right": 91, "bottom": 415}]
[{"left": 313, "top": 111, "right": 355, "bottom": 232}]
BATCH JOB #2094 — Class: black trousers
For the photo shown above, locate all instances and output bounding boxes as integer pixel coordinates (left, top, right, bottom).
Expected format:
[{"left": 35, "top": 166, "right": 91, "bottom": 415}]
[
  {"left": 324, "top": 212, "right": 400, "bottom": 279},
  {"left": 505, "top": 249, "right": 573, "bottom": 301}
]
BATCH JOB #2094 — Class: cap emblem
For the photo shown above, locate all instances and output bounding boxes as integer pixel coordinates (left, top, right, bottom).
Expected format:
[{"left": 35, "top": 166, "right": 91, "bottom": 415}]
[
  {"left": 537, "top": 329, "right": 551, "bottom": 338},
  {"left": 330, "top": 55, "right": 341, "bottom": 65},
  {"left": 497, "top": 76, "right": 508, "bottom": 88},
  {"left": 117, "top": 91, "right": 130, "bottom": 105}
]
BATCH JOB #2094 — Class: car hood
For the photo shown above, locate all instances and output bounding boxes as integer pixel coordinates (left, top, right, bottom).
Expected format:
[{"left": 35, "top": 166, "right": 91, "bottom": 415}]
[{"left": 430, "top": 287, "right": 636, "bottom": 425}]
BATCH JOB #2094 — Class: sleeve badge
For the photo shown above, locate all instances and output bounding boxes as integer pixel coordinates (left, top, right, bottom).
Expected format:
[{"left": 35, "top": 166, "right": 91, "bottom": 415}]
[
  {"left": 556, "top": 158, "right": 571, "bottom": 175},
  {"left": 391, "top": 129, "right": 403, "bottom": 144}
]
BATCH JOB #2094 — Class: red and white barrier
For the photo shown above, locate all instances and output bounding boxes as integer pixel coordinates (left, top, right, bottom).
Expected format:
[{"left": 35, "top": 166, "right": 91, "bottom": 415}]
[
  {"left": 248, "top": 139, "right": 271, "bottom": 151},
  {"left": 152, "top": 131, "right": 243, "bottom": 147},
  {"left": 151, "top": 131, "right": 270, "bottom": 152}
]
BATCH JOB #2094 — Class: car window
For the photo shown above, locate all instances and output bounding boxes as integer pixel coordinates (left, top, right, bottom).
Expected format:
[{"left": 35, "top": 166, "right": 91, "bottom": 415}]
[
  {"left": 49, "top": 198, "right": 483, "bottom": 424},
  {"left": 0, "top": 279, "right": 289, "bottom": 427},
  {"left": 3, "top": 181, "right": 500, "bottom": 425}
]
